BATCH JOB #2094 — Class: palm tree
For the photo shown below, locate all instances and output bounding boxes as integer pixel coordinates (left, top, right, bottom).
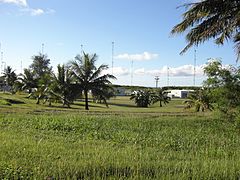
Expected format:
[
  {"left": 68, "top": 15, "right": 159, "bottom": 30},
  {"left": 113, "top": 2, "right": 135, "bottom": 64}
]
[
  {"left": 2, "top": 66, "right": 17, "bottom": 93},
  {"left": 171, "top": 0, "right": 240, "bottom": 57},
  {"left": 153, "top": 88, "right": 171, "bottom": 107},
  {"left": 184, "top": 89, "right": 213, "bottom": 112},
  {"left": 16, "top": 68, "right": 37, "bottom": 94},
  {"left": 70, "top": 53, "right": 116, "bottom": 110},
  {"left": 130, "top": 90, "right": 154, "bottom": 107},
  {"left": 51, "top": 64, "right": 80, "bottom": 107}
]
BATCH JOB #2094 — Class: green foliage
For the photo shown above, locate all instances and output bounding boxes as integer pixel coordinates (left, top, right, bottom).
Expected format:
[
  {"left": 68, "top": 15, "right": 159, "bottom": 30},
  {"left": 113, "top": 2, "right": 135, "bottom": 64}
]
[
  {"left": 184, "top": 89, "right": 213, "bottom": 112},
  {"left": 2, "top": 66, "right": 17, "bottom": 93},
  {"left": 92, "top": 85, "right": 116, "bottom": 107},
  {"left": 172, "top": 0, "right": 240, "bottom": 58},
  {"left": 130, "top": 90, "right": 154, "bottom": 107},
  {"left": 152, "top": 88, "right": 171, "bottom": 107},
  {"left": 50, "top": 64, "right": 81, "bottom": 107},
  {"left": 203, "top": 59, "right": 240, "bottom": 118},
  {"left": 70, "top": 52, "right": 116, "bottom": 110}
]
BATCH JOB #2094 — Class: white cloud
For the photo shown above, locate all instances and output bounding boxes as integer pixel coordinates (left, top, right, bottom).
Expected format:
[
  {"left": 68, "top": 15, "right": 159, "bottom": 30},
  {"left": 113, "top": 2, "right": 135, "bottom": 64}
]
[
  {"left": 20, "top": 8, "right": 55, "bottom": 16},
  {"left": 0, "top": 0, "right": 27, "bottom": 6},
  {"left": 0, "top": 0, "right": 55, "bottom": 16},
  {"left": 102, "top": 67, "right": 129, "bottom": 76},
  {"left": 134, "top": 64, "right": 205, "bottom": 77},
  {"left": 115, "top": 52, "right": 159, "bottom": 61}
]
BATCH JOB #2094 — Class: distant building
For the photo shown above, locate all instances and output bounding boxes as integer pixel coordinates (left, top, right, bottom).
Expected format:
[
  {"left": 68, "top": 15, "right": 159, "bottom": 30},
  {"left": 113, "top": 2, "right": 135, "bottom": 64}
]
[
  {"left": 115, "top": 87, "right": 132, "bottom": 96},
  {"left": 167, "top": 89, "right": 194, "bottom": 99}
]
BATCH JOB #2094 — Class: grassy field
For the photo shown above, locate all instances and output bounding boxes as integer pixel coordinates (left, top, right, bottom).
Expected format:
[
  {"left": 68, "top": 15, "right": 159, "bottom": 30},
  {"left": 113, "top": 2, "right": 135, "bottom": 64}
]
[{"left": 0, "top": 93, "right": 240, "bottom": 179}]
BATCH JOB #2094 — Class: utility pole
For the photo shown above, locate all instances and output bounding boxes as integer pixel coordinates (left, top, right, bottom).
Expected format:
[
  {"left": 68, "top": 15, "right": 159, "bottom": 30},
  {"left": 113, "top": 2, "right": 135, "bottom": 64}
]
[
  {"left": 112, "top": 42, "right": 114, "bottom": 75},
  {"left": 155, "top": 76, "right": 160, "bottom": 88}
]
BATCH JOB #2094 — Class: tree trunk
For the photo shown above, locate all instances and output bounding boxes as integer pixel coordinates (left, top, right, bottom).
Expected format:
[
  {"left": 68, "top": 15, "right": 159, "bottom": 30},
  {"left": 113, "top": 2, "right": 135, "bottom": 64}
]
[
  {"left": 84, "top": 89, "right": 89, "bottom": 110},
  {"left": 160, "top": 101, "right": 162, "bottom": 107},
  {"left": 36, "top": 97, "right": 40, "bottom": 104}
]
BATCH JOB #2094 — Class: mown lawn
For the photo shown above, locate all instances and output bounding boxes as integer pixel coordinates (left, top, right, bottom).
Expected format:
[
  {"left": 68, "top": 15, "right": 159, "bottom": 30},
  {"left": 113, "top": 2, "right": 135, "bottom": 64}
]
[{"left": 0, "top": 93, "right": 239, "bottom": 179}]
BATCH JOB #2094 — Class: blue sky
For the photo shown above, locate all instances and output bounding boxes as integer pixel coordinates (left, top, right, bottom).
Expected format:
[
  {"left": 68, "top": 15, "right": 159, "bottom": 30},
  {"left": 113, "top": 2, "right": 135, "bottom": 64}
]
[{"left": 0, "top": 0, "right": 237, "bottom": 87}]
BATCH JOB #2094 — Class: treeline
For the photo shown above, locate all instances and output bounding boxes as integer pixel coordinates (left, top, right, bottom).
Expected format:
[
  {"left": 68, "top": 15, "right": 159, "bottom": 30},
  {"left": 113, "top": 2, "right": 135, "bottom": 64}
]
[{"left": 1, "top": 52, "right": 115, "bottom": 110}]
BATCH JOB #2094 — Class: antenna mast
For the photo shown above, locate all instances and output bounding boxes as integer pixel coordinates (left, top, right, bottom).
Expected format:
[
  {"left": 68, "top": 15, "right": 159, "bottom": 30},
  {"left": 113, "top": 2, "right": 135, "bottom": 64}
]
[
  {"left": 131, "top": 60, "right": 133, "bottom": 86},
  {"left": 193, "top": 49, "right": 197, "bottom": 86},
  {"left": 155, "top": 76, "right": 160, "bottom": 88},
  {"left": 42, "top": 43, "right": 44, "bottom": 54},
  {"left": 112, "top": 42, "right": 114, "bottom": 75}
]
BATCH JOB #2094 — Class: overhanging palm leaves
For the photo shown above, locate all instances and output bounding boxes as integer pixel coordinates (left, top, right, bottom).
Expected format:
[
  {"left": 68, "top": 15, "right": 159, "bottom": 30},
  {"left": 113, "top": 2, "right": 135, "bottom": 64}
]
[
  {"left": 70, "top": 53, "right": 116, "bottom": 110},
  {"left": 171, "top": 0, "right": 240, "bottom": 57}
]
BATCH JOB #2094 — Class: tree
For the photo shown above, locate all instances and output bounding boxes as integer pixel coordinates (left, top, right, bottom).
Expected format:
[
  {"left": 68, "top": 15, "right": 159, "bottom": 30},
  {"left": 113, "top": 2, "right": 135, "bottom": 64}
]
[
  {"left": 51, "top": 64, "right": 81, "bottom": 107},
  {"left": 30, "top": 53, "right": 52, "bottom": 78},
  {"left": 28, "top": 53, "right": 53, "bottom": 104},
  {"left": 203, "top": 59, "right": 240, "bottom": 117},
  {"left": 2, "top": 66, "right": 17, "bottom": 93},
  {"left": 153, "top": 88, "right": 171, "bottom": 107},
  {"left": 130, "top": 90, "right": 154, "bottom": 107},
  {"left": 92, "top": 86, "right": 116, "bottom": 108},
  {"left": 184, "top": 89, "right": 213, "bottom": 112},
  {"left": 171, "top": 0, "right": 240, "bottom": 57},
  {"left": 70, "top": 53, "right": 116, "bottom": 110},
  {"left": 16, "top": 68, "right": 37, "bottom": 94}
]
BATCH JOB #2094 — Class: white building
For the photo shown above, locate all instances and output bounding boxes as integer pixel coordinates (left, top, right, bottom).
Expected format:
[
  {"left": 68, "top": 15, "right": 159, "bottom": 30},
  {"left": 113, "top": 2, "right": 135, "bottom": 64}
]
[{"left": 167, "top": 90, "right": 194, "bottom": 99}]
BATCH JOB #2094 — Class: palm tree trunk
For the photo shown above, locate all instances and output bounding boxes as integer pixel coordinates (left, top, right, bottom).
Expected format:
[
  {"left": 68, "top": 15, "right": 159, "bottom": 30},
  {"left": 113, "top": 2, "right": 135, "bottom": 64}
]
[
  {"left": 160, "top": 101, "right": 162, "bottom": 107},
  {"left": 84, "top": 89, "right": 89, "bottom": 110}
]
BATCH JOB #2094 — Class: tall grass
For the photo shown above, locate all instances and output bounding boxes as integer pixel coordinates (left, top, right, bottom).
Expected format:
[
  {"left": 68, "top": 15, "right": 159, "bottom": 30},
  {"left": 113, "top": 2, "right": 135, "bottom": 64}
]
[{"left": 1, "top": 113, "right": 240, "bottom": 179}]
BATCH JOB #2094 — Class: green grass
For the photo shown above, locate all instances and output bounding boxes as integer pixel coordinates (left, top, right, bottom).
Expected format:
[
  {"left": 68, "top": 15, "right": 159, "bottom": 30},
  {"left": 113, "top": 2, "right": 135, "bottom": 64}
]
[{"left": 0, "top": 93, "right": 239, "bottom": 179}]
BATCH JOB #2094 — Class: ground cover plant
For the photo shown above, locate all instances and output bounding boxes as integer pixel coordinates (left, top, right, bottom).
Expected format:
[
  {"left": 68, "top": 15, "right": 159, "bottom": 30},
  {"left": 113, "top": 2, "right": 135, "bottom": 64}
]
[{"left": 1, "top": 93, "right": 240, "bottom": 179}]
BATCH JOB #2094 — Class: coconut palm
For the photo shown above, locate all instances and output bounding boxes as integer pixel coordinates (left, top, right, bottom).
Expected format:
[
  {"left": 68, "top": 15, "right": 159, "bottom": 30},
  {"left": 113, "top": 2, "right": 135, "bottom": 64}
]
[
  {"left": 51, "top": 64, "right": 81, "bottom": 107},
  {"left": 70, "top": 53, "right": 116, "bottom": 110},
  {"left": 16, "top": 68, "right": 37, "bottom": 94},
  {"left": 171, "top": 0, "right": 240, "bottom": 57},
  {"left": 153, "top": 88, "right": 171, "bottom": 107},
  {"left": 130, "top": 90, "right": 154, "bottom": 107}
]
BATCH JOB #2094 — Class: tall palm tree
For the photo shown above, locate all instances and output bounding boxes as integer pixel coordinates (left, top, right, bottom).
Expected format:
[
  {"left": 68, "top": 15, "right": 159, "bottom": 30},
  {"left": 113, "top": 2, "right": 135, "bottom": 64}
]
[
  {"left": 171, "top": 0, "right": 240, "bottom": 57},
  {"left": 153, "top": 88, "right": 171, "bottom": 107},
  {"left": 70, "top": 53, "right": 116, "bottom": 110}
]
